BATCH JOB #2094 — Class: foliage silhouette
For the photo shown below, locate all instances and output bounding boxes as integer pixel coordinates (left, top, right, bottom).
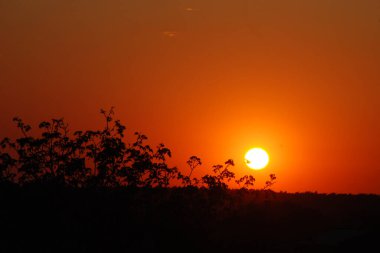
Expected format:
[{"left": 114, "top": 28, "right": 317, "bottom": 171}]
[
  {"left": 236, "top": 175, "right": 255, "bottom": 189},
  {"left": 0, "top": 109, "right": 276, "bottom": 191},
  {"left": 263, "top": 173, "right": 277, "bottom": 190},
  {"left": 201, "top": 159, "right": 236, "bottom": 190},
  {"left": 184, "top": 155, "right": 202, "bottom": 186}
]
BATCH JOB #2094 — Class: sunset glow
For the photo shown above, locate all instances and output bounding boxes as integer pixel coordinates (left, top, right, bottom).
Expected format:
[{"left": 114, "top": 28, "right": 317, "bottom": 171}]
[{"left": 1, "top": 0, "right": 380, "bottom": 193}]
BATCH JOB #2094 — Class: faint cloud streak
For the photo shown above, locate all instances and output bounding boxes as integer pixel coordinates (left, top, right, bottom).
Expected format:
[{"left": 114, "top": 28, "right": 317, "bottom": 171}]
[
  {"left": 185, "top": 7, "right": 199, "bottom": 12},
  {"left": 163, "top": 31, "right": 177, "bottom": 38}
]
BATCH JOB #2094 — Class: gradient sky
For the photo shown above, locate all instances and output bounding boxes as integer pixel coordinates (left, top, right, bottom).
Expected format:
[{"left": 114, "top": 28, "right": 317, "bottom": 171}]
[{"left": 1, "top": 0, "right": 380, "bottom": 193}]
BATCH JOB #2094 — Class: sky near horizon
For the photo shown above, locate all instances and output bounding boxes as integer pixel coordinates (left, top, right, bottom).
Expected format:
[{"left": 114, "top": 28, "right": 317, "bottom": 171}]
[{"left": 1, "top": 0, "right": 380, "bottom": 193}]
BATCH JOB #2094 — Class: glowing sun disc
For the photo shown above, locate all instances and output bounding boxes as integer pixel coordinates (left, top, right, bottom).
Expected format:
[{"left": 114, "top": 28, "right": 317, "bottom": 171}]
[{"left": 245, "top": 148, "right": 269, "bottom": 170}]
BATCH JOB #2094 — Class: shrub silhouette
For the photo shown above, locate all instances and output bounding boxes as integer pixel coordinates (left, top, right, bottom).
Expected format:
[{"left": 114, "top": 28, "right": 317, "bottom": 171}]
[
  {"left": 0, "top": 138, "right": 16, "bottom": 183},
  {"left": 179, "top": 155, "right": 202, "bottom": 186},
  {"left": 263, "top": 173, "right": 277, "bottom": 190},
  {"left": 236, "top": 175, "right": 255, "bottom": 189},
  {"left": 0, "top": 109, "right": 275, "bottom": 190},
  {"left": 201, "top": 159, "right": 236, "bottom": 190}
]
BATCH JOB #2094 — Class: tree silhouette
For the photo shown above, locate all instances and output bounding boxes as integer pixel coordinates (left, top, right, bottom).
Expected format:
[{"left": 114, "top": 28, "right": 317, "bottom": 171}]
[
  {"left": 263, "top": 173, "right": 277, "bottom": 190},
  {"left": 0, "top": 138, "right": 16, "bottom": 183},
  {"left": 181, "top": 155, "right": 202, "bottom": 186},
  {"left": 202, "top": 159, "right": 236, "bottom": 189},
  {"left": 0, "top": 109, "right": 276, "bottom": 191},
  {"left": 236, "top": 175, "right": 255, "bottom": 189}
]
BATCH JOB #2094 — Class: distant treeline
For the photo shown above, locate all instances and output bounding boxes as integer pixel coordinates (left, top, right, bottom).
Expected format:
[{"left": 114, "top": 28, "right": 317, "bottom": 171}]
[
  {"left": 0, "top": 108, "right": 275, "bottom": 189},
  {"left": 1, "top": 185, "right": 380, "bottom": 252}
]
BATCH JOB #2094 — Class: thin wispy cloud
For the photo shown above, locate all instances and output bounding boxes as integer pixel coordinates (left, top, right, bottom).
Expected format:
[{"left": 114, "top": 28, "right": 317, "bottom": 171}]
[
  {"left": 185, "top": 7, "right": 199, "bottom": 12},
  {"left": 163, "top": 31, "right": 177, "bottom": 37}
]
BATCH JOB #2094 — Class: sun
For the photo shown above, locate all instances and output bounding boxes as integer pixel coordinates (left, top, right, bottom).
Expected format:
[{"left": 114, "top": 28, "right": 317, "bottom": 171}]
[{"left": 245, "top": 148, "right": 269, "bottom": 170}]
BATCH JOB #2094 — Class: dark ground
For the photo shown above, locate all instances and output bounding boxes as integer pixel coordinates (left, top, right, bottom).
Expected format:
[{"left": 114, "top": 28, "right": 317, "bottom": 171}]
[{"left": 1, "top": 183, "right": 380, "bottom": 253}]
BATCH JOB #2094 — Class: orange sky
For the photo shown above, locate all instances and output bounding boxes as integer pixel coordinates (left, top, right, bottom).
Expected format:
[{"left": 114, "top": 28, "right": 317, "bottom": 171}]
[{"left": 1, "top": 0, "right": 380, "bottom": 193}]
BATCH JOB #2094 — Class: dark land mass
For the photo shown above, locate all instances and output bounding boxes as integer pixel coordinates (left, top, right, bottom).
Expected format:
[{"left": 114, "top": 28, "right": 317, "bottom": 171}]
[
  {"left": 1, "top": 184, "right": 379, "bottom": 253},
  {"left": 1, "top": 115, "right": 379, "bottom": 252}
]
